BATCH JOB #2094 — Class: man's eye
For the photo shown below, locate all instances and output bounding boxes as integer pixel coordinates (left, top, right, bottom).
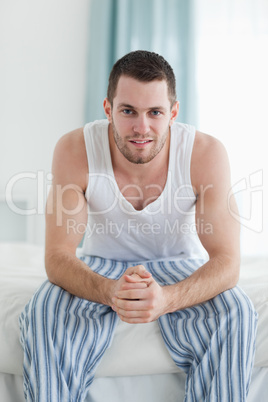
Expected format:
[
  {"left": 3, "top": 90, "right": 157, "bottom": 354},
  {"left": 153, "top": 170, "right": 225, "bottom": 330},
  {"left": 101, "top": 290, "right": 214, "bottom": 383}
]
[
  {"left": 151, "top": 110, "right": 161, "bottom": 116},
  {"left": 123, "top": 109, "right": 133, "bottom": 115}
]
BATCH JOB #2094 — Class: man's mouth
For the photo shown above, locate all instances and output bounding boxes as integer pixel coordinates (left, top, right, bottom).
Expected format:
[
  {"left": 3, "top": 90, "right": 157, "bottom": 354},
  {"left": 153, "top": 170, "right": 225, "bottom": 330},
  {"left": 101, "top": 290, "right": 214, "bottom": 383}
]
[
  {"left": 129, "top": 139, "right": 153, "bottom": 148},
  {"left": 130, "top": 140, "right": 152, "bottom": 144}
]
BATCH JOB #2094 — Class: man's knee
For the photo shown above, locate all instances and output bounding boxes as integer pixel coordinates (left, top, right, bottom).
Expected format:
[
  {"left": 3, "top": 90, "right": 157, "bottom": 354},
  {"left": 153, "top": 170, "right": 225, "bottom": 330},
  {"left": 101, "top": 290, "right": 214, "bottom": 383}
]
[
  {"left": 219, "top": 286, "right": 258, "bottom": 336},
  {"left": 20, "top": 280, "right": 64, "bottom": 336}
]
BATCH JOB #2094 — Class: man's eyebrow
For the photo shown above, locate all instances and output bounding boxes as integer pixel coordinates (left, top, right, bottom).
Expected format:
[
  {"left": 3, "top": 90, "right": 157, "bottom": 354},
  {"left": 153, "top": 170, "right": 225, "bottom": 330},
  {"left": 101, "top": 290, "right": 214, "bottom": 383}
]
[
  {"left": 117, "top": 103, "right": 135, "bottom": 109},
  {"left": 117, "top": 103, "right": 167, "bottom": 111}
]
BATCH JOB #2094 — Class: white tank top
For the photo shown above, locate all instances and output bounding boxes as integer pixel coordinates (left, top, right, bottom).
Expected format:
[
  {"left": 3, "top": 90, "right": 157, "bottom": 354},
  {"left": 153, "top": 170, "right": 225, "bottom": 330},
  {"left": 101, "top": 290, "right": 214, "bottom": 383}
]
[{"left": 80, "top": 119, "right": 207, "bottom": 261}]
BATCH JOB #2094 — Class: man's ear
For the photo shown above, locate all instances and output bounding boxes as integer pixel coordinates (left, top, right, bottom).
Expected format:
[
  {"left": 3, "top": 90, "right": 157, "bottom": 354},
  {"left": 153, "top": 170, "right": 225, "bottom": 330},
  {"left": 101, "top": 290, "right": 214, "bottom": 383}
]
[
  {"left": 169, "top": 101, "right": 179, "bottom": 126},
  {"left": 103, "top": 98, "right": 113, "bottom": 122}
]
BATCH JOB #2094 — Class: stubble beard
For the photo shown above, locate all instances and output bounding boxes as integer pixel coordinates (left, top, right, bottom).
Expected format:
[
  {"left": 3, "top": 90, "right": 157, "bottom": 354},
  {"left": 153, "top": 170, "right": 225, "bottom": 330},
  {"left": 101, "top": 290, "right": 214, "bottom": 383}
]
[{"left": 111, "top": 119, "right": 170, "bottom": 165}]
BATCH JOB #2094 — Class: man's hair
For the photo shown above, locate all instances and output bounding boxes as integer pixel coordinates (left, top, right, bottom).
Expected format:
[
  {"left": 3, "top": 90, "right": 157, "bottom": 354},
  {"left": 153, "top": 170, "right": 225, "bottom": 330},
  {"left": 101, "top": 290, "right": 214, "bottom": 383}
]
[{"left": 107, "top": 50, "right": 177, "bottom": 107}]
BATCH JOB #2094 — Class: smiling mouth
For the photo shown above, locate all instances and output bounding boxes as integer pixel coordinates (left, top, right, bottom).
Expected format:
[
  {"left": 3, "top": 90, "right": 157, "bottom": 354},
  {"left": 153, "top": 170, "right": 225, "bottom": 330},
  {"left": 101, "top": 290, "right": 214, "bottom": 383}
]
[{"left": 130, "top": 140, "right": 152, "bottom": 144}]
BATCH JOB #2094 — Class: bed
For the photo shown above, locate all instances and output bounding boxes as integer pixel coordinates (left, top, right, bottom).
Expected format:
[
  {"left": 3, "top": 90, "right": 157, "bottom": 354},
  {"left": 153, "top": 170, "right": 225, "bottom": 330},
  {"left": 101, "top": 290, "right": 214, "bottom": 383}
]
[{"left": 0, "top": 242, "right": 267, "bottom": 401}]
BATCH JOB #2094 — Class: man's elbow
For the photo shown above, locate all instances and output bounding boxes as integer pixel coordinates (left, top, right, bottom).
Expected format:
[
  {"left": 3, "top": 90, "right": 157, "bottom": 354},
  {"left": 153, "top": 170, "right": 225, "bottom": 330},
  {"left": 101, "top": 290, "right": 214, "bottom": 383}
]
[
  {"left": 44, "top": 249, "right": 62, "bottom": 285},
  {"left": 226, "top": 255, "right": 241, "bottom": 289}
]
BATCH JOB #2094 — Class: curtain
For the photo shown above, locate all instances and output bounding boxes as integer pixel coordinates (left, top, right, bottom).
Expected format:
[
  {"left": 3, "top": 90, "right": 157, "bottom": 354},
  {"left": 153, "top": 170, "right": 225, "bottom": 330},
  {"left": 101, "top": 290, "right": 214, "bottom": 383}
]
[{"left": 85, "top": 0, "right": 196, "bottom": 125}]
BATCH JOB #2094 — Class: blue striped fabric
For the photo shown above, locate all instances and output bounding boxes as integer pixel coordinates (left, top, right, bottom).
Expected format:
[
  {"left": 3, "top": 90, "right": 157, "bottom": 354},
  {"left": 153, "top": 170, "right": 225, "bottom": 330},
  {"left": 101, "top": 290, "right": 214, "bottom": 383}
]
[{"left": 19, "top": 257, "right": 258, "bottom": 401}]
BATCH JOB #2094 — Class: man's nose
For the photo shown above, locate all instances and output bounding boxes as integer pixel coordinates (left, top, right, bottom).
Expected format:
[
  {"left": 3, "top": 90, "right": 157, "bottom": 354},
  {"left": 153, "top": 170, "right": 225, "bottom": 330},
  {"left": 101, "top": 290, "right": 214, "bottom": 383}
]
[{"left": 133, "top": 115, "right": 150, "bottom": 135}]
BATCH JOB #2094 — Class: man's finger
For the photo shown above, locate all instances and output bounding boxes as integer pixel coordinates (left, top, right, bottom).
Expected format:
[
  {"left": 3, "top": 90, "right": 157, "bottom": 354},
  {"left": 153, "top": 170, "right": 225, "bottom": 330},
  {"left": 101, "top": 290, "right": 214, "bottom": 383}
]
[
  {"left": 124, "top": 274, "right": 150, "bottom": 284},
  {"left": 115, "top": 288, "right": 148, "bottom": 300},
  {"left": 125, "top": 265, "right": 151, "bottom": 278},
  {"left": 121, "top": 281, "right": 148, "bottom": 290}
]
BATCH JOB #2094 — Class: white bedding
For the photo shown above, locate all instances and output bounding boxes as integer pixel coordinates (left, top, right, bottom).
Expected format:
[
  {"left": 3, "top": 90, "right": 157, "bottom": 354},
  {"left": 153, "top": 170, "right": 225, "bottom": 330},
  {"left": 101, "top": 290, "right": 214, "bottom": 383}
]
[
  {"left": 0, "top": 242, "right": 268, "bottom": 381},
  {"left": 1, "top": 370, "right": 268, "bottom": 402}
]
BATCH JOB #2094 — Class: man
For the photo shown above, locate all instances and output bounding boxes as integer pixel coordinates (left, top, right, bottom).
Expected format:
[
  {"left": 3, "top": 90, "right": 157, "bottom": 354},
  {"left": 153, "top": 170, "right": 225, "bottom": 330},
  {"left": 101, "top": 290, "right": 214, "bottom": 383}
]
[{"left": 19, "top": 50, "right": 257, "bottom": 401}]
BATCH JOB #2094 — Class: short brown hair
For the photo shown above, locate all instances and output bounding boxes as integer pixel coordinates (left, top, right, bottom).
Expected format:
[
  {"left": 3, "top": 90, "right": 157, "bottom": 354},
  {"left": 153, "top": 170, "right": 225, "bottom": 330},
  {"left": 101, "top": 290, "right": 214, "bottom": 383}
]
[{"left": 107, "top": 50, "right": 177, "bottom": 107}]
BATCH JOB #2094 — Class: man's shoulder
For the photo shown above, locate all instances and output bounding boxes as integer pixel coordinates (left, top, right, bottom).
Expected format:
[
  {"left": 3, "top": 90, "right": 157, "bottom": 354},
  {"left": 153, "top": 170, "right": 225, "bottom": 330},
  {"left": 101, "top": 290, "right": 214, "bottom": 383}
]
[
  {"left": 191, "top": 130, "right": 230, "bottom": 187},
  {"left": 56, "top": 127, "right": 84, "bottom": 154},
  {"left": 193, "top": 130, "right": 227, "bottom": 160},
  {"left": 52, "top": 127, "right": 88, "bottom": 189},
  {"left": 194, "top": 129, "right": 220, "bottom": 147},
  {"left": 56, "top": 119, "right": 108, "bottom": 152}
]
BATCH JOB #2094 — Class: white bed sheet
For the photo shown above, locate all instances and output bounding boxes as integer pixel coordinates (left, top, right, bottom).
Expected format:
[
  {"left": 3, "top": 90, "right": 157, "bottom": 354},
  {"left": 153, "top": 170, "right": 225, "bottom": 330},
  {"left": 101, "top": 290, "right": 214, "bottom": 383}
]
[
  {"left": 0, "top": 368, "right": 268, "bottom": 402},
  {"left": 0, "top": 242, "right": 268, "bottom": 381}
]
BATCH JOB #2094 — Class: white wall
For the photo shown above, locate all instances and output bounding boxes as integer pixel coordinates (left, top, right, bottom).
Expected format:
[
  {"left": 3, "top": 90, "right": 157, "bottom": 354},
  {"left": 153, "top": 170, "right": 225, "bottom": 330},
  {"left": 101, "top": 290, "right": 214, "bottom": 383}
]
[
  {"left": 194, "top": 0, "right": 268, "bottom": 257},
  {"left": 0, "top": 0, "right": 90, "bottom": 244}
]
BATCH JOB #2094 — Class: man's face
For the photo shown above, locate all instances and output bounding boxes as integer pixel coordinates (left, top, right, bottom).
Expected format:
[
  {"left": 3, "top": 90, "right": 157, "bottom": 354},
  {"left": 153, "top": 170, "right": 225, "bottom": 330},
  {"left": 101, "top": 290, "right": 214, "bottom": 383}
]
[{"left": 105, "top": 76, "right": 178, "bottom": 164}]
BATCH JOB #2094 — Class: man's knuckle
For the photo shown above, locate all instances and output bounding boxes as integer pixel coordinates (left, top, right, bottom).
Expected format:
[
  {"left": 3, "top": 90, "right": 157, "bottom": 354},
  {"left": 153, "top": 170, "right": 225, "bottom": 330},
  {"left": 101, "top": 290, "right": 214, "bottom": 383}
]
[
  {"left": 125, "top": 301, "right": 132, "bottom": 310},
  {"left": 144, "top": 311, "right": 151, "bottom": 318},
  {"left": 129, "top": 290, "right": 136, "bottom": 298}
]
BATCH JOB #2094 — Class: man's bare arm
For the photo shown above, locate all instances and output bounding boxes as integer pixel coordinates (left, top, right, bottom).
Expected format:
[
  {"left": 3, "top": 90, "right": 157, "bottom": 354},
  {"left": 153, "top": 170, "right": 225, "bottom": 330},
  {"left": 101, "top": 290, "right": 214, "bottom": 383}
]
[
  {"left": 45, "top": 129, "right": 150, "bottom": 305},
  {"left": 164, "top": 132, "right": 240, "bottom": 312},
  {"left": 45, "top": 129, "right": 111, "bottom": 304}
]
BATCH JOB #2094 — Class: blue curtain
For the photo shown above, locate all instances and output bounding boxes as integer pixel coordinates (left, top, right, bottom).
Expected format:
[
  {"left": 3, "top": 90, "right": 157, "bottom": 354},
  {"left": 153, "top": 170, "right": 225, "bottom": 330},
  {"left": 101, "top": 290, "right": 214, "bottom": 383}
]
[{"left": 85, "top": 0, "right": 196, "bottom": 125}]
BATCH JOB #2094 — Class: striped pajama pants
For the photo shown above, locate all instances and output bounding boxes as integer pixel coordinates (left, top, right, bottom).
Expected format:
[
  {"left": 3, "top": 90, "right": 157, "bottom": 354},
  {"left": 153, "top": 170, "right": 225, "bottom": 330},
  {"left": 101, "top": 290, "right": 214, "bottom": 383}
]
[{"left": 19, "top": 256, "right": 258, "bottom": 402}]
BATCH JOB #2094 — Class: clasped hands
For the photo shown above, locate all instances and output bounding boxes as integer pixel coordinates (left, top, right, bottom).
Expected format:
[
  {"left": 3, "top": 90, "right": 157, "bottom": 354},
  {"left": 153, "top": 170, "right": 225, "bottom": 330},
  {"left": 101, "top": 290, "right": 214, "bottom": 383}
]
[{"left": 111, "top": 265, "right": 168, "bottom": 324}]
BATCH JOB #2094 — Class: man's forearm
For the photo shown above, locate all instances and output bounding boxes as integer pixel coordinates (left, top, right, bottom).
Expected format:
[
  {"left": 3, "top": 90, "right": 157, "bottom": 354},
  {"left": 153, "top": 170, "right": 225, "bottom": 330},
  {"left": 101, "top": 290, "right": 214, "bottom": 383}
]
[
  {"left": 45, "top": 250, "right": 114, "bottom": 305},
  {"left": 164, "top": 255, "right": 240, "bottom": 313}
]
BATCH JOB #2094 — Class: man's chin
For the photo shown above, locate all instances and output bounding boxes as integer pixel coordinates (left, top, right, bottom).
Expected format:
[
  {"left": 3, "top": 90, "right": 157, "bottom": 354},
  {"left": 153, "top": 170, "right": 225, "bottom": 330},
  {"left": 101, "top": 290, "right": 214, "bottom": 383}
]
[{"left": 123, "top": 153, "right": 156, "bottom": 165}]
